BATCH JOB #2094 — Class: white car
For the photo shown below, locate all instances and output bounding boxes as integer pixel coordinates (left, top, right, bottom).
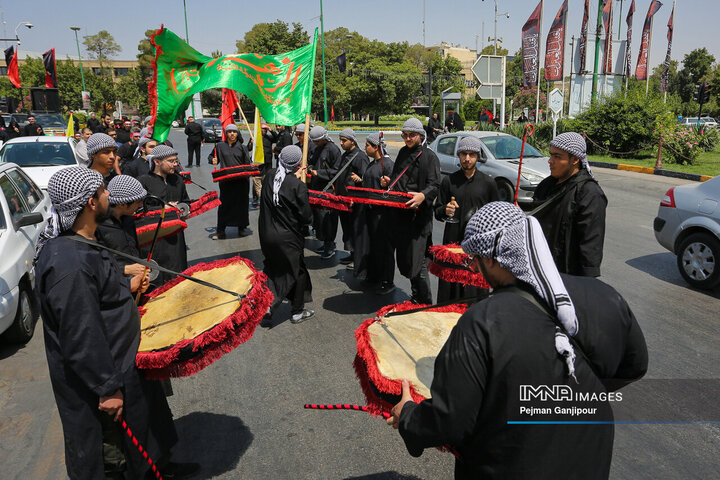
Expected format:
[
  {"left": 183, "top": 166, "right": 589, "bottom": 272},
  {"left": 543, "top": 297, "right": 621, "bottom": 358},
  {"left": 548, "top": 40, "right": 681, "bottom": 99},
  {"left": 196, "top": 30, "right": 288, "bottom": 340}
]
[
  {"left": 0, "top": 163, "right": 50, "bottom": 343},
  {"left": 679, "top": 117, "right": 718, "bottom": 129},
  {"left": 0, "top": 136, "right": 81, "bottom": 190}
]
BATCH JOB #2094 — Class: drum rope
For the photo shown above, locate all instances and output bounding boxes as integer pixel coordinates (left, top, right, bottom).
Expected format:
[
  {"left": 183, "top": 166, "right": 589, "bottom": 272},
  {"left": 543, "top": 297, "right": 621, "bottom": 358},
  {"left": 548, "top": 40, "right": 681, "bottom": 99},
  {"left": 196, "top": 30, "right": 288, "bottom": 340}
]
[
  {"left": 119, "top": 415, "right": 163, "bottom": 479},
  {"left": 304, "top": 403, "right": 391, "bottom": 419}
]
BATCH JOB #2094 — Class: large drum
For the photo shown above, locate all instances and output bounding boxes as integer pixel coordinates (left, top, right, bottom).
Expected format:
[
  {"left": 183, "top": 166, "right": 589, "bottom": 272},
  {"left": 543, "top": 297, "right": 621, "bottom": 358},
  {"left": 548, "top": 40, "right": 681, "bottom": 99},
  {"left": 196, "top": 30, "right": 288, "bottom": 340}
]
[
  {"left": 345, "top": 186, "right": 413, "bottom": 209},
  {"left": 308, "top": 190, "right": 352, "bottom": 212},
  {"left": 135, "top": 256, "right": 273, "bottom": 379},
  {"left": 211, "top": 165, "right": 262, "bottom": 182},
  {"left": 428, "top": 244, "right": 490, "bottom": 289},
  {"left": 134, "top": 207, "right": 188, "bottom": 248},
  {"left": 354, "top": 301, "right": 469, "bottom": 415},
  {"left": 187, "top": 191, "right": 222, "bottom": 219}
]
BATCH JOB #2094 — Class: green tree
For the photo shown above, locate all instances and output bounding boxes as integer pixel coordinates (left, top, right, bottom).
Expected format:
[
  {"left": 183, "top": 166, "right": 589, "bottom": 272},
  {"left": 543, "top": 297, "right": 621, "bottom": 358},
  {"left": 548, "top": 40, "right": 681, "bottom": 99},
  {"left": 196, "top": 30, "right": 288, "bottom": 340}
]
[
  {"left": 115, "top": 68, "right": 151, "bottom": 117},
  {"left": 677, "top": 48, "right": 715, "bottom": 102},
  {"left": 56, "top": 59, "right": 83, "bottom": 111},
  {"left": 200, "top": 50, "right": 224, "bottom": 117},
  {"left": 137, "top": 29, "right": 157, "bottom": 75},
  {"left": 236, "top": 21, "right": 309, "bottom": 55},
  {"left": 83, "top": 30, "right": 122, "bottom": 67}
]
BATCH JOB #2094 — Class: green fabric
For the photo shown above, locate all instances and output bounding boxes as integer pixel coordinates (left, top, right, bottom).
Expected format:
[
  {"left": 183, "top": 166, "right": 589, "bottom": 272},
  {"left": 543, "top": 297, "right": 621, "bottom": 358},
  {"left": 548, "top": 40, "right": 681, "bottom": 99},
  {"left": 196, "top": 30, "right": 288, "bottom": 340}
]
[{"left": 150, "top": 27, "right": 318, "bottom": 142}]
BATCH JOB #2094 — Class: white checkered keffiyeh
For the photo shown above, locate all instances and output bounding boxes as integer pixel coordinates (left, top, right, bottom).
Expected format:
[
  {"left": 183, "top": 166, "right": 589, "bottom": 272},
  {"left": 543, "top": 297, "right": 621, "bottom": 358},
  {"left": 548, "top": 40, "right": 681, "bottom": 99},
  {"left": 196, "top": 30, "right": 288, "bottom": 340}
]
[
  {"left": 273, "top": 145, "right": 303, "bottom": 206},
  {"left": 309, "top": 126, "right": 330, "bottom": 142},
  {"left": 462, "top": 201, "right": 580, "bottom": 381},
  {"left": 108, "top": 175, "right": 147, "bottom": 205},
  {"left": 549, "top": 132, "right": 593, "bottom": 178},
  {"left": 34, "top": 167, "right": 104, "bottom": 263}
]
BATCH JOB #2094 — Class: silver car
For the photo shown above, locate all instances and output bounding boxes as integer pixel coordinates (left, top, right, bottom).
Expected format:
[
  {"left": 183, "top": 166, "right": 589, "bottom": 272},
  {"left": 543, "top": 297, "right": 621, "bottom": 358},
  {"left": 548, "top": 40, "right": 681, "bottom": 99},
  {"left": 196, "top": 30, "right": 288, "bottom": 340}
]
[
  {"left": 429, "top": 131, "right": 550, "bottom": 204},
  {"left": 653, "top": 176, "right": 720, "bottom": 289}
]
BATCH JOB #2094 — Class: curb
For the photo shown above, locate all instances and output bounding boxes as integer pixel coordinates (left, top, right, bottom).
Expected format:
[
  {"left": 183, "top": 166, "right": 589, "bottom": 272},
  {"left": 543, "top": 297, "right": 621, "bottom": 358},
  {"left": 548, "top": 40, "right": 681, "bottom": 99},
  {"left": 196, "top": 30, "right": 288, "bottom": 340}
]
[{"left": 589, "top": 161, "right": 713, "bottom": 182}]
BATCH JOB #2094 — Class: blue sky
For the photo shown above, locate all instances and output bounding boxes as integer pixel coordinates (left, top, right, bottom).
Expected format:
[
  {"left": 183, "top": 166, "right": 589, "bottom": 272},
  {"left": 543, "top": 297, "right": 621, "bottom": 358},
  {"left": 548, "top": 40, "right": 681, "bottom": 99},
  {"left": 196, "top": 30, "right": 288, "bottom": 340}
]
[{"left": 1, "top": 0, "right": 715, "bottom": 71}]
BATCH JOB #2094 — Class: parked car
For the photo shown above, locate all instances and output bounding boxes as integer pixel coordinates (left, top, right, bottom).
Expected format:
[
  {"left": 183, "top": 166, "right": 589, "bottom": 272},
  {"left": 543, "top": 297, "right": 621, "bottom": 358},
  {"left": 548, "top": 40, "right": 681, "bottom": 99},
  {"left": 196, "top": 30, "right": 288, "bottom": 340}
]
[
  {"left": 0, "top": 136, "right": 81, "bottom": 190},
  {"left": 679, "top": 117, "right": 718, "bottom": 129},
  {"left": 33, "top": 113, "right": 67, "bottom": 136},
  {"left": 196, "top": 117, "right": 223, "bottom": 142},
  {"left": 429, "top": 131, "right": 550, "bottom": 204},
  {"left": 653, "top": 175, "right": 720, "bottom": 289},
  {"left": 0, "top": 163, "right": 49, "bottom": 343}
]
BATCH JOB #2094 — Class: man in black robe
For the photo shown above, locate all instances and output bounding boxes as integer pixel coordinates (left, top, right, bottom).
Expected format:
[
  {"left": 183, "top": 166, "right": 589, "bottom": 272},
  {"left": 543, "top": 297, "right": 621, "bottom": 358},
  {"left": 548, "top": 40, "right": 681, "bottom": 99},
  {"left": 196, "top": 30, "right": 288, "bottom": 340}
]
[
  {"left": 308, "top": 125, "right": 343, "bottom": 259},
  {"left": 336, "top": 128, "right": 370, "bottom": 268},
  {"left": 387, "top": 201, "right": 648, "bottom": 479},
  {"left": 427, "top": 113, "right": 443, "bottom": 142},
  {"left": 22, "top": 115, "right": 40, "bottom": 136},
  {"left": 380, "top": 118, "right": 441, "bottom": 304},
  {"left": 87, "top": 112, "right": 101, "bottom": 132},
  {"left": 352, "top": 132, "right": 396, "bottom": 294},
  {"left": 273, "top": 124, "right": 293, "bottom": 160},
  {"left": 532, "top": 132, "right": 607, "bottom": 276},
  {"left": 259, "top": 145, "right": 314, "bottom": 324},
  {"left": 117, "top": 128, "right": 140, "bottom": 172},
  {"left": 32, "top": 167, "right": 170, "bottom": 479},
  {"left": 116, "top": 120, "right": 132, "bottom": 144},
  {"left": 294, "top": 122, "right": 316, "bottom": 158},
  {"left": 139, "top": 145, "right": 190, "bottom": 288},
  {"left": 434, "top": 136, "right": 499, "bottom": 302},
  {"left": 211, "top": 124, "right": 251, "bottom": 239},
  {"left": 184, "top": 116, "right": 203, "bottom": 167},
  {"left": 123, "top": 136, "right": 158, "bottom": 178}
]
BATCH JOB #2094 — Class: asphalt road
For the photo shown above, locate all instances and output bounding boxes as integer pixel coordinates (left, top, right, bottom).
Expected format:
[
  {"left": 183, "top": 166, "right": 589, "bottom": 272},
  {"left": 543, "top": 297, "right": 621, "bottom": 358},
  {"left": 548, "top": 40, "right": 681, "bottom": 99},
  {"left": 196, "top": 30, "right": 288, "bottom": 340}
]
[{"left": 1, "top": 129, "right": 719, "bottom": 479}]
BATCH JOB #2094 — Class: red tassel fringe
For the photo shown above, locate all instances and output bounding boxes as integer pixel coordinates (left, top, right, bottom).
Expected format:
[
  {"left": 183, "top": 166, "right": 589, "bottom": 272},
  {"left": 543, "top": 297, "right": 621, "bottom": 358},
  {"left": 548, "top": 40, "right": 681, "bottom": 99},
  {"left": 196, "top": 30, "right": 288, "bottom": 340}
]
[
  {"left": 188, "top": 192, "right": 221, "bottom": 219},
  {"left": 428, "top": 261, "right": 490, "bottom": 289},
  {"left": 135, "top": 219, "right": 187, "bottom": 248},
  {"left": 212, "top": 171, "right": 261, "bottom": 182},
  {"left": 136, "top": 256, "right": 273, "bottom": 379},
  {"left": 353, "top": 301, "right": 469, "bottom": 416},
  {"left": 309, "top": 194, "right": 352, "bottom": 212},
  {"left": 148, "top": 25, "right": 164, "bottom": 129},
  {"left": 428, "top": 243, "right": 468, "bottom": 265}
]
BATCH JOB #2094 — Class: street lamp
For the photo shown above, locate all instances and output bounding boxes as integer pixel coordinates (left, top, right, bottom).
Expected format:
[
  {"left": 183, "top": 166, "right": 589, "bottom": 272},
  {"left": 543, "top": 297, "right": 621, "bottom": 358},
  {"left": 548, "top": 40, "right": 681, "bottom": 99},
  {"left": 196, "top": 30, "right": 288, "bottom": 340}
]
[
  {"left": 13, "top": 22, "right": 32, "bottom": 44},
  {"left": 70, "top": 27, "right": 86, "bottom": 92}
]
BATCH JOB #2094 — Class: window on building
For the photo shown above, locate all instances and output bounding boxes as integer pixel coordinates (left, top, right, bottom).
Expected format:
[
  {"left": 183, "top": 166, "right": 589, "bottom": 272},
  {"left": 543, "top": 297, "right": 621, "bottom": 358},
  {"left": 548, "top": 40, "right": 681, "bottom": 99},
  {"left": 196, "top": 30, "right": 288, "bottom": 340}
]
[
  {"left": 0, "top": 66, "right": 7, "bottom": 75},
  {"left": 91, "top": 67, "right": 111, "bottom": 76},
  {"left": 114, "top": 68, "right": 130, "bottom": 77}
]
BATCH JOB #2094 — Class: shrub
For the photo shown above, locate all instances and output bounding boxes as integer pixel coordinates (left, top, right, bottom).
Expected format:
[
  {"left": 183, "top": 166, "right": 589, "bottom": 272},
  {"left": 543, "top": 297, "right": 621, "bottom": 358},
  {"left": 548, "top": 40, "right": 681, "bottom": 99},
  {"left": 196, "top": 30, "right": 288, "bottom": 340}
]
[
  {"left": 657, "top": 123, "right": 703, "bottom": 164},
  {"left": 698, "top": 127, "right": 720, "bottom": 152}
]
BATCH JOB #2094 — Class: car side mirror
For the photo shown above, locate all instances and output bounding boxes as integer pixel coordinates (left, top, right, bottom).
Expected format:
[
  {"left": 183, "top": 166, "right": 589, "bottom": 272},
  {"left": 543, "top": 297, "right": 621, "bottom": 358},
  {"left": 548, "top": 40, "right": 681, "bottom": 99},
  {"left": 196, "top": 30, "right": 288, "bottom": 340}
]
[{"left": 16, "top": 211, "right": 44, "bottom": 228}]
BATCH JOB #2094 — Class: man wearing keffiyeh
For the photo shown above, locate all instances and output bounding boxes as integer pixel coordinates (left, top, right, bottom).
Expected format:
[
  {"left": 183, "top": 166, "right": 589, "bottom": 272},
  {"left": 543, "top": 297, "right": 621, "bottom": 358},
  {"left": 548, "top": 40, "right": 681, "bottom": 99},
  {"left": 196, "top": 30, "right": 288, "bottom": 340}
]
[
  {"left": 532, "top": 131, "right": 608, "bottom": 276},
  {"left": 387, "top": 202, "right": 647, "bottom": 480}
]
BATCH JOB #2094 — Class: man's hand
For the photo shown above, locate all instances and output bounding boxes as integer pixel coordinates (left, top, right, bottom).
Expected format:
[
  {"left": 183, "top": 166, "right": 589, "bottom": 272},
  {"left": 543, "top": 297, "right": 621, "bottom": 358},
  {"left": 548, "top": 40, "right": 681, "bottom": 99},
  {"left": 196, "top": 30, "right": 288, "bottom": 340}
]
[
  {"left": 445, "top": 199, "right": 459, "bottom": 217},
  {"left": 350, "top": 173, "right": 362, "bottom": 184},
  {"left": 99, "top": 389, "right": 124, "bottom": 422},
  {"left": 168, "top": 201, "right": 178, "bottom": 207},
  {"left": 386, "top": 380, "right": 413, "bottom": 429},
  {"left": 405, "top": 192, "right": 425, "bottom": 209},
  {"left": 380, "top": 175, "right": 391, "bottom": 188},
  {"left": 124, "top": 263, "right": 145, "bottom": 277},
  {"left": 212, "top": 158, "right": 218, "bottom": 166},
  {"left": 294, "top": 166, "right": 307, "bottom": 179},
  {"left": 130, "top": 272, "right": 150, "bottom": 293},
  {"left": 311, "top": 169, "right": 318, "bottom": 177}
]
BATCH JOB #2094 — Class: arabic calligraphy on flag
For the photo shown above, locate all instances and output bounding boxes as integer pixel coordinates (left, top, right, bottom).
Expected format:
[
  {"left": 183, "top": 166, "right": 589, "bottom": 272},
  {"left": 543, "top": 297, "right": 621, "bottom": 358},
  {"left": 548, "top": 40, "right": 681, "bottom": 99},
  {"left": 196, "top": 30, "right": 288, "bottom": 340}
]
[
  {"left": 635, "top": 1, "right": 663, "bottom": 81},
  {"left": 522, "top": 0, "right": 543, "bottom": 87},
  {"left": 149, "top": 26, "right": 318, "bottom": 142},
  {"left": 545, "top": 0, "right": 567, "bottom": 82}
]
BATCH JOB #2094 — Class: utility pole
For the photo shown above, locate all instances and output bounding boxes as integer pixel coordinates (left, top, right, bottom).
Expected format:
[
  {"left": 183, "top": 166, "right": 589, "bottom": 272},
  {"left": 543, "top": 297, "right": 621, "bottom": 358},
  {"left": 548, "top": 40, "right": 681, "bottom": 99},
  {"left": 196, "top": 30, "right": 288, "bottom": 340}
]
[
  {"left": 321, "top": 0, "right": 328, "bottom": 125},
  {"left": 535, "top": 1, "right": 544, "bottom": 122},
  {"left": 70, "top": 27, "right": 86, "bottom": 92},
  {"left": 591, "top": 0, "right": 604, "bottom": 102},
  {"left": 423, "top": 0, "right": 426, "bottom": 46},
  {"left": 182, "top": 0, "right": 195, "bottom": 117}
]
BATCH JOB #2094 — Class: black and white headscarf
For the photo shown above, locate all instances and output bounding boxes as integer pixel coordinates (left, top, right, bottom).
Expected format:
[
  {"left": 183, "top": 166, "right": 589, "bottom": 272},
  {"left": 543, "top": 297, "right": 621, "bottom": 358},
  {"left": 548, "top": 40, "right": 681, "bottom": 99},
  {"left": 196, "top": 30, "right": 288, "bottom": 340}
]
[
  {"left": 309, "top": 126, "right": 330, "bottom": 142},
  {"left": 34, "top": 167, "right": 104, "bottom": 263},
  {"left": 108, "top": 175, "right": 147, "bottom": 205},
  {"left": 549, "top": 132, "right": 593, "bottom": 178},
  {"left": 339, "top": 128, "right": 358, "bottom": 146},
  {"left": 273, "top": 145, "right": 303, "bottom": 205},
  {"left": 462, "top": 201, "right": 579, "bottom": 380},
  {"left": 365, "top": 132, "right": 387, "bottom": 155}
]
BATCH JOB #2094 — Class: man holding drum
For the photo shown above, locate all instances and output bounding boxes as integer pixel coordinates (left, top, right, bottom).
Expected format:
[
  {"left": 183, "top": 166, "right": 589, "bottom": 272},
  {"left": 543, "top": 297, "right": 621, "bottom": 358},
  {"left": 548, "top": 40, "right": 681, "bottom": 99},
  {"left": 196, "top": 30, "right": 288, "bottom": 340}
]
[
  {"left": 387, "top": 202, "right": 648, "bottom": 479},
  {"left": 380, "top": 118, "right": 441, "bottom": 305},
  {"left": 434, "top": 136, "right": 498, "bottom": 302},
  {"left": 211, "top": 124, "right": 252, "bottom": 240}
]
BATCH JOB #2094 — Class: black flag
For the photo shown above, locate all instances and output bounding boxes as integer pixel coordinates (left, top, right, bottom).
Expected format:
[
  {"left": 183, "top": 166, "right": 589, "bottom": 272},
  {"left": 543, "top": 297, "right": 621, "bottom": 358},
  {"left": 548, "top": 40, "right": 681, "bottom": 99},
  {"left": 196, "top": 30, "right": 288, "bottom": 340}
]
[
  {"left": 43, "top": 48, "right": 57, "bottom": 88},
  {"left": 336, "top": 52, "right": 347, "bottom": 73}
]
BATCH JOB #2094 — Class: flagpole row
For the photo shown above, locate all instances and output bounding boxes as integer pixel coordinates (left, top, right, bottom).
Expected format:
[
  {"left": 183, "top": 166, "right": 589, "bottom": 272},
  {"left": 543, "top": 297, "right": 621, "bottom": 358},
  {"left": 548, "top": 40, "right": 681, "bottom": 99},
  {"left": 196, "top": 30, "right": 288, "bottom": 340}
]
[
  {"left": 234, "top": 98, "right": 255, "bottom": 145},
  {"left": 301, "top": 114, "right": 311, "bottom": 183}
]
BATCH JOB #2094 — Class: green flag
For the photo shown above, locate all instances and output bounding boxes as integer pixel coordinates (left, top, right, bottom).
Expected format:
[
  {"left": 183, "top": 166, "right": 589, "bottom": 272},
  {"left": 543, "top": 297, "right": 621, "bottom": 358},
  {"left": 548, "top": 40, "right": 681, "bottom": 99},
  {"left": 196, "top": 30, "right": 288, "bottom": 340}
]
[{"left": 149, "top": 26, "right": 318, "bottom": 142}]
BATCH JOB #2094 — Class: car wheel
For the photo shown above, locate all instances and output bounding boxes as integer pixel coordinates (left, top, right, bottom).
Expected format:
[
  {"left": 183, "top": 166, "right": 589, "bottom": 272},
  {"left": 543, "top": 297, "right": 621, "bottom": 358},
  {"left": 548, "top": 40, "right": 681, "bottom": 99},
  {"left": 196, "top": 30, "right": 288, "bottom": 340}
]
[
  {"left": 495, "top": 179, "right": 515, "bottom": 203},
  {"left": 2, "top": 286, "right": 38, "bottom": 344},
  {"left": 676, "top": 232, "right": 720, "bottom": 290}
]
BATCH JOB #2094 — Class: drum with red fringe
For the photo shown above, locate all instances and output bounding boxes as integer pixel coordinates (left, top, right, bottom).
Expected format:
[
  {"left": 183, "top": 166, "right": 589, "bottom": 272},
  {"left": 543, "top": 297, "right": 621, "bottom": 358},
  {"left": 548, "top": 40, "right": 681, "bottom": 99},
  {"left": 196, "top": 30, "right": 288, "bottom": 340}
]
[
  {"left": 187, "top": 191, "right": 222, "bottom": 219},
  {"left": 178, "top": 171, "right": 192, "bottom": 184},
  {"left": 308, "top": 190, "right": 352, "bottom": 212},
  {"left": 345, "top": 186, "right": 413, "bottom": 209},
  {"left": 134, "top": 207, "right": 188, "bottom": 248},
  {"left": 354, "top": 301, "right": 469, "bottom": 416},
  {"left": 135, "top": 256, "right": 273, "bottom": 379},
  {"left": 211, "top": 165, "right": 262, "bottom": 182},
  {"left": 428, "top": 244, "right": 490, "bottom": 289}
]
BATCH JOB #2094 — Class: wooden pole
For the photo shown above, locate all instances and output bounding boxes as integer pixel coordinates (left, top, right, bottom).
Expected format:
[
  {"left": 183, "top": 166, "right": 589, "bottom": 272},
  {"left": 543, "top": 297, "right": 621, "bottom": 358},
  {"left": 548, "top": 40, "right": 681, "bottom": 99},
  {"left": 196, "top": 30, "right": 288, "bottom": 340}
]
[
  {"left": 301, "top": 114, "right": 311, "bottom": 183},
  {"left": 235, "top": 98, "right": 255, "bottom": 145}
]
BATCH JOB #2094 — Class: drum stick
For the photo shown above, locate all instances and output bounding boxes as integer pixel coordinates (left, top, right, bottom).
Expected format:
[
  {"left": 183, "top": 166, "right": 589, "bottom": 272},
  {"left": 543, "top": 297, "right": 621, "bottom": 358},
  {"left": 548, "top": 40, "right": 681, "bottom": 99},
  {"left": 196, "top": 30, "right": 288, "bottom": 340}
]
[
  {"left": 304, "top": 403, "right": 391, "bottom": 419},
  {"left": 235, "top": 98, "right": 255, "bottom": 145},
  {"left": 119, "top": 415, "right": 163, "bottom": 479},
  {"left": 513, "top": 123, "right": 535, "bottom": 205},
  {"left": 135, "top": 201, "right": 166, "bottom": 304},
  {"left": 301, "top": 114, "right": 310, "bottom": 183}
]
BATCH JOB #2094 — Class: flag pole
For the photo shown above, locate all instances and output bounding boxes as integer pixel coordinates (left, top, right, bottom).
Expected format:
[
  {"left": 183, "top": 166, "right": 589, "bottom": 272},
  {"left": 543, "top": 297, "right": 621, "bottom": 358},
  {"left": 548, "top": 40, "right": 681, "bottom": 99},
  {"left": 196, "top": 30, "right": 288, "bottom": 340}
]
[
  {"left": 320, "top": 0, "right": 328, "bottom": 126},
  {"left": 535, "top": 0, "right": 544, "bottom": 122},
  {"left": 646, "top": 14, "right": 654, "bottom": 97},
  {"left": 591, "top": 0, "right": 604, "bottom": 102},
  {"left": 561, "top": 0, "right": 569, "bottom": 118},
  {"left": 235, "top": 98, "right": 255, "bottom": 145},
  {"left": 663, "top": 0, "right": 676, "bottom": 104},
  {"left": 301, "top": 114, "right": 311, "bottom": 183}
]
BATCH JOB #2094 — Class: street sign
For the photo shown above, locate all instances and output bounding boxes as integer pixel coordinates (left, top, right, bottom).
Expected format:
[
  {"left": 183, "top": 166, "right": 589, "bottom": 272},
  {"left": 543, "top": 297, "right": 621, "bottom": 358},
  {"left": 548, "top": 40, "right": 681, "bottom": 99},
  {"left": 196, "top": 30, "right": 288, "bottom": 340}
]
[
  {"left": 476, "top": 85, "right": 504, "bottom": 100},
  {"left": 81, "top": 91, "right": 91, "bottom": 110},
  {"left": 472, "top": 55, "right": 504, "bottom": 86},
  {"left": 549, "top": 88, "right": 563, "bottom": 115}
]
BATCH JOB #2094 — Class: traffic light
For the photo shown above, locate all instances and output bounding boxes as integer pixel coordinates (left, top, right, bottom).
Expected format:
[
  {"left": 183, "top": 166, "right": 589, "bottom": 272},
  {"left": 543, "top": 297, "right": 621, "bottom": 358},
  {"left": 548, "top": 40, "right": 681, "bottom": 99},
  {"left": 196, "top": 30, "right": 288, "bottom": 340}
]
[
  {"left": 693, "top": 83, "right": 702, "bottom": 102},
  {"left": 703, "top": 83, "right": 711, "bottom": 104}
]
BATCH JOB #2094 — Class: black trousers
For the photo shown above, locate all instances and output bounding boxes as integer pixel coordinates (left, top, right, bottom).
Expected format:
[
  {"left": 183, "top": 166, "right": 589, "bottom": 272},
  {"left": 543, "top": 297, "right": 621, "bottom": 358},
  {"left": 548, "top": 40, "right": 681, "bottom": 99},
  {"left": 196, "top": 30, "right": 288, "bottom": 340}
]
[
  {"left": 187, "top": 140, "right": 201, "bottom": 165},
  {"left": 339, "top": 211, "right": 354, "bottom": 251}
]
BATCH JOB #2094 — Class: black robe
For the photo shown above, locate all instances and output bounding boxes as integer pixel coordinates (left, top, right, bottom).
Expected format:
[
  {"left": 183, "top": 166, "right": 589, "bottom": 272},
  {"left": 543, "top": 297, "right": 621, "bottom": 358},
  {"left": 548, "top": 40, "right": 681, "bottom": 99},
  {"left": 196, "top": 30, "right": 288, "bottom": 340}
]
[
  {"left": 258, "top": 168, "right": 313, "bottom": 307},
  {"left": 532, "top": 169, "right": 608, "bottom": 277},
  {"left": 139, "top": 171, "right": 190, "bottom": 287},
  {"left": 214, "top": 140, "right": 251, "bottom": 230},
  {"left": 337, "top": 146, "right": 370, "bottom": 251},
  {"left": 433, "top": 169, "right": 499, "bottom": 302},
  {"left": 353, "top": 155, "right": 395, "bottom": 283},
  {"left": 124, "top": 155, "right": 151, "bottom": 179},
  {"left": 117, "top": 141, "right": 137, "bottom": 172},
  {"left": 388, "top": 144, "right": 441, "bottom": 278},
  {"left": 95, "top": 214, "right": 140, "bottom": 270},
  {"left": 309, "top": 140, "right": 343, "bottom": 243},
  {"left": 35, "top": 233, "right": 177, "bottom": 479},
  {"left": 295, "top": 139, "right": 316, "bottom": 158},
  {"left": 116, "top": 128, "right": 131, "bottom": 145},
  {"left": 399, "top": 276, "right": 648, "bottom": 479}
]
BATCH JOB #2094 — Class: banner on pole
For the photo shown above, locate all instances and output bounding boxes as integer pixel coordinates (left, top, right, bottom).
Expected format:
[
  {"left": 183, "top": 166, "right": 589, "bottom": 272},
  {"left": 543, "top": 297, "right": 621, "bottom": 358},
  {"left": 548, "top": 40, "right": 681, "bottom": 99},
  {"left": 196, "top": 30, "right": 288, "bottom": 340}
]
[
  {"left": 635, "top": 0, "right": 663, "bottom": 81},
  {"left": 522, "top": 0, "right": 543, "bottom": 87},
  {"left": 660, "top": 6, "right": 675, "bottom": 93},
  {"left": 545, "top": 0, "right": 568, "bottom": 82}
]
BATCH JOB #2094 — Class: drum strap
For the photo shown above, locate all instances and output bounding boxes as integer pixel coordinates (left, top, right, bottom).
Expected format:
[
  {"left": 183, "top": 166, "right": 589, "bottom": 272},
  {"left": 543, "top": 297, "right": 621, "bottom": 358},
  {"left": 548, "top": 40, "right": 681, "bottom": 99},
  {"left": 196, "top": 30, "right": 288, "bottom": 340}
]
[
  {"left": 67, "top": 236, "right": 245, "bottom": 300},
  {"left": 322, "top": 151, "right": 359, "bottom": 192},
  {"left": 382, "top": 294, "right": 479, "bottom": 318}
]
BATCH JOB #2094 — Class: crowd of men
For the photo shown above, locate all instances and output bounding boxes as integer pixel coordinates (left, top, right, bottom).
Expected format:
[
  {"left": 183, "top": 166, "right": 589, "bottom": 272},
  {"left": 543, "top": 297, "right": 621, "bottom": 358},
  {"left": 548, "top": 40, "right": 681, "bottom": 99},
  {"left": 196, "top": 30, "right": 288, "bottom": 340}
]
[{"left": 33, "top": 112, "right": 647, "bottom": 479}]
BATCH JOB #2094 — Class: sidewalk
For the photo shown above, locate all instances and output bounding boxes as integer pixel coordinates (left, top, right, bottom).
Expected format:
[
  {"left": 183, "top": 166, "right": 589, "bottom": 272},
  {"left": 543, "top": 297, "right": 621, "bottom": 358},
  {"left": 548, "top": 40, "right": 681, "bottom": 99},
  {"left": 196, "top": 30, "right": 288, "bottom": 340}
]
[{"left": 589, "top": 160, "right": 714, "bottom": 182}]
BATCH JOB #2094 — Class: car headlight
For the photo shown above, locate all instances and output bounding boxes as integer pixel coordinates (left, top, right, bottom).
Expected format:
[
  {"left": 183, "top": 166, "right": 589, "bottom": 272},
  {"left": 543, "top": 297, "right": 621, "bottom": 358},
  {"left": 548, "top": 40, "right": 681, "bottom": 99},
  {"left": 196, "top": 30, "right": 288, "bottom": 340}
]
[
  {"left": 521, "top": 171, "right": 544, "bottom": 183},
  {"left": 205, "top": 129, "right": 214, "bottom": 133}
]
